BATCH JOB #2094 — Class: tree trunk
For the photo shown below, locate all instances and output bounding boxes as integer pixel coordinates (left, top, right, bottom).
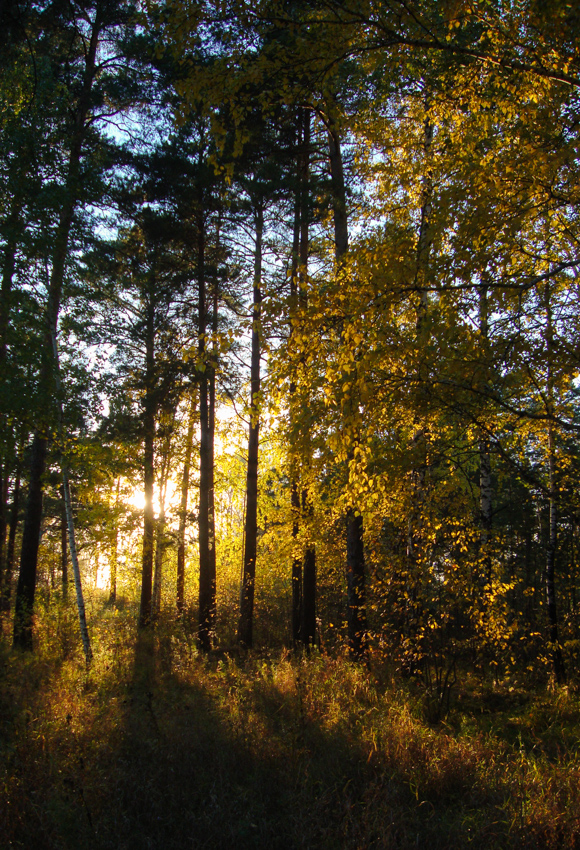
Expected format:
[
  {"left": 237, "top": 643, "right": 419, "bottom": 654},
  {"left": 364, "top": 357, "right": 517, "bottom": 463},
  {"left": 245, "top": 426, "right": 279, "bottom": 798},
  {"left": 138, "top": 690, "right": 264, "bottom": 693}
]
[
  {"left": 198, "top": 207, "right": 216, "bottom": 650},
  {"left": 328, "top": 115, "right": 368, "bottom": 659},
  {"left": 207, "top": 217, "right": 219, "bottom": 624},
  {"left": 61, "top": 487, "right": 69, "bottom": 599},
  {"left": 290, "top": 115, "right": 302, "bottom": 645},
  {"left": 478, "top": 285, "right": 493, "bottom": 588},
  {"left": 62, "top": 466, "right": 92, "bottom": 664},
  {"left": 152, "top": 427, "right": 172, "bottom": 622},
  {"left": 139, "top": 292, "right": 156, "bottom": 629},
  {"left": 109, "top": 477, "right": 120, "bottom": 605},
  {"left": 299, "top": 109, "right": 316, "bottom": 648},
  {"left": 238, "top": 203, "right": 263, "bottom": 648},
  {"left": 12, "top": 15, "right": 100, "bottom": 649},
  {"left": 1, "top": 465, "right": 20, "bottom": 616},
  {"left": 46, "top": 329, "right": 92, "bottom": 662},
  {"left": 405, "top": 113, "right": 434, "bottom": 649},
  {"left": 544, "top": 281, "right": 566, "bottom": 684},
  {"left": 0, "top": 461, "right": 8, "bottom": 597},
  {"left": 0, "top": 196, "right": 22, "bottom": 371},
  {"left": 13, "top": 433, "right": 47, "bottom": 649},
  {"left": 177, "top": 393, "right": 196, "bottom": 615}
]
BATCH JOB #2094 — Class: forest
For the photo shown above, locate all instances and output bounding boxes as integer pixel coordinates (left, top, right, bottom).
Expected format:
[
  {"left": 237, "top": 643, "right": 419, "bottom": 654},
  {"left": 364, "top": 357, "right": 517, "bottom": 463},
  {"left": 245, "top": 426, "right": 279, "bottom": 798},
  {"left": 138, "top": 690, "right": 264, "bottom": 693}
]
[{"left": 2, "top": 0, "right": 580, "bottom": 847}]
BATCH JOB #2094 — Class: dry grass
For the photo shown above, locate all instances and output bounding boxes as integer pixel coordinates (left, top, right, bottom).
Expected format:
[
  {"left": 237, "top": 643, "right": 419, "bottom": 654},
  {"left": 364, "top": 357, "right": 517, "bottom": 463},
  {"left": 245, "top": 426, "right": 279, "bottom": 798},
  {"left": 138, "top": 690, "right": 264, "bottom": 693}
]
[{"left": 1, "top": 603, "right": 580, "bottom": 849}]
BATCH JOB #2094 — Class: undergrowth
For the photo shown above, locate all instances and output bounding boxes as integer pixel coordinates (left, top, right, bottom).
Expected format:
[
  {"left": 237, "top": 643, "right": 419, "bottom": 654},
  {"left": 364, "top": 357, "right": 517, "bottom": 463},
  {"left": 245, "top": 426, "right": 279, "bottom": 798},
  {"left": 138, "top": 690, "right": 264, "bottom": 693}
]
[{"left": 1, "top": 603, "right": 580, "bottom": 849}]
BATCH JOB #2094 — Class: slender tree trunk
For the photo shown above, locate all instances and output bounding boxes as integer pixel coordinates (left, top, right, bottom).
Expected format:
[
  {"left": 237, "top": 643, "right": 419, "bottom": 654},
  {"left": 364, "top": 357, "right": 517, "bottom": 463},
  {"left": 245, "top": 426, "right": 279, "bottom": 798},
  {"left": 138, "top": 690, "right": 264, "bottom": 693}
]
[
  {"left": 13, "top": 434, "right": 47, "bottom": 648},
  {"left": 413, "top": 115, "right": 434, "bottom": 309},
  {"left": 177, "top": 393, "right": 196, "bottom": 615},
  {"left": 479, "top": 441, "right": 493, "bottom": 580},
  {"left": 207, "top": 216, "right": 219, "bottom": 624},
  {"left": 62, "top": 467, "right": 92, "bottom": 664},
  {"left": 152, "top": 508, "right": 165, "bottom": 621},
  {"left": 1, "top": 465, "right": 20, "bottom": 615},
  {"left": 328, "top": 116, "right": 368, "bottom": 659},
  {"left": 152, "top": 428, "right": 172, "bottom": 622},
  {"left": 238, "top": 203, "right": 263, "bottom": 648},
  {"left": 198, "top": 207, "right": 216, "bottom": 650},
  {"left": 51, "top": 329, "right": 92, "bottom": 663},
  {"left": 61, "top": 487, "right": 69, "bottom": 599},
  {"left": 299, "top": 110, "right": 316, "bottom": 648},
  {"left": 0, "top": 196, "right": 22, "bottom": 371},
  {"left": 139, "top": 293, "right": 156, "bottom": 629},
  {"left": 544, "top": 282, "right": 566, "bottom": 684},
  {"left": 109, "top": 476, "right": 120, "bottom": 605},
  {"left": 13, "top": 15, "right": 100, "bottom": 649},
  {"left": 478, "top": 285, "right": 493, "bottom": 587},
  {"left": 0, "top": 461, "right": 8, "bottom": 595},
  {"left": 405, "top": 114, "right": 434, "bottom": 648},
  {"left": 290, "top": 115, "right": 303, "bottom": 645}
]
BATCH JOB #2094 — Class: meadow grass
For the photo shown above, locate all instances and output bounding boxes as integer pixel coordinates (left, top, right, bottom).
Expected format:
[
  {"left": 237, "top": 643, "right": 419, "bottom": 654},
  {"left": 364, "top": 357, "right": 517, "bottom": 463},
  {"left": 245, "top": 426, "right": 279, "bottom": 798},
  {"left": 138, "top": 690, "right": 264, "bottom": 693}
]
[{"left": 1, "top": 601, "right": 580, "bottom": 849}]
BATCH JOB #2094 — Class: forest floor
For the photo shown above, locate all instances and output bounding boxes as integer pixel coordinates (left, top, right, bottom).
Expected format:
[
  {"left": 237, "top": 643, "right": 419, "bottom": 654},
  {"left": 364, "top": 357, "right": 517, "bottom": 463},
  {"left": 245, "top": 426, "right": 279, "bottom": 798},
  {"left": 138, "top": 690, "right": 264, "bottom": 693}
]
[{"left": 1, "top": 600, "right": 580, "bottom": 849}]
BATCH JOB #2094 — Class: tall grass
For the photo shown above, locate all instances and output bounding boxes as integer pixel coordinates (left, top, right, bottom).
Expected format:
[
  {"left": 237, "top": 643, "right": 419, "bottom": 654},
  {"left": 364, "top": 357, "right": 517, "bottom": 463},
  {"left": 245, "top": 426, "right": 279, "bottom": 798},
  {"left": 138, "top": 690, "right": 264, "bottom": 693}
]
[{"left": 1, "top": 600, "right": 580, "bottom": 849}]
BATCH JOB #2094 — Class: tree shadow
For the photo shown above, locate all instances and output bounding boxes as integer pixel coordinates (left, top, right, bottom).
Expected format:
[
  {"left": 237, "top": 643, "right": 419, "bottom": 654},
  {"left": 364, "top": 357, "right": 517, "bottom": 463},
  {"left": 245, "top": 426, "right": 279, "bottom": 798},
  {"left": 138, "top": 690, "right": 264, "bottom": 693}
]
[{"left": 1, "top": 630, "right": 556, "bottom": 850}]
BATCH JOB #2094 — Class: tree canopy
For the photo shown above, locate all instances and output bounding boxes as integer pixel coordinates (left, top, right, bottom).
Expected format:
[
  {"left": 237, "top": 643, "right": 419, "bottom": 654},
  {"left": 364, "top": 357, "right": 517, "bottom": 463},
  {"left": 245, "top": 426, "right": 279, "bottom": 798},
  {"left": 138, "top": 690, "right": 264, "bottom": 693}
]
[{"left": 1, "top": 0, "right": 580, "bottom": 688}]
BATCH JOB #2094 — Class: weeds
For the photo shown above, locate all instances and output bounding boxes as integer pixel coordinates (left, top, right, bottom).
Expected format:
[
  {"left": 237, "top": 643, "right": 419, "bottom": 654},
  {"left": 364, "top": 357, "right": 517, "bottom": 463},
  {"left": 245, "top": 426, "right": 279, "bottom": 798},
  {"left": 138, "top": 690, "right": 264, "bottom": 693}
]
[{"left": 1, "top": 605, "right": 580, "bottom": 848}]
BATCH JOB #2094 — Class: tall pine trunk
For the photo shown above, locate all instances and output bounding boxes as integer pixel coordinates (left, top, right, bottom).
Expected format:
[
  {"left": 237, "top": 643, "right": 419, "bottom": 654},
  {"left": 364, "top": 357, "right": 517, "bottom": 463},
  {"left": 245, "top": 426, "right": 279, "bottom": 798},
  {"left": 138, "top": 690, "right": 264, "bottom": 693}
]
[
  {"left": 544, "top": 281, "right": 566, "bottom": 684},
  {"left": 328, "top": 117, "right": 368, "bottom": 659},
  {"left": 238, "top": 203, "right": 263, "bottom": 648},
  {"left": 61, "top": 487, "right": 68, "bottom": 599},
  {"left": 139, "top": 292, "right": 156, "bottom": 628},
  {"left": 13, "top": 14, "right": 100, "bottom": 649},
  {"left": 405, "top": 114, "right": 434, "bottom": 651},
  {"left": 152, "top": 427, "right": 172, "bottom": 622},
  {"left": 299, "top": 110, "right": 316, "bottom": 649},
  {"left": 177, "top": 393, "right": 196, "bottom": 615},
  {"left": 1, "top": 467, "right": 20, "bottom": 616},
  {"left": 198, "top": 208, "right": 216, "bottom": 650},
  {"left": 207, "top": 217, "right": 219, "bottom": 627},
  {"left": 109, "top": 477, "right": 120, "bottom": 605},
  {"left": 478, "top": 285, "right": 493, "bottom": 588},
  {"left": 50, "top": 328, "right": 92, "bottom": 663},
  {"left": 0, "top": 196, "right": 22, "bottom": 371},
  {"left": 0, "top": 460, "right": 9, "bottom": 599},
  {"left": 290, "top": 116, "right": 303, "bottom": 645}
]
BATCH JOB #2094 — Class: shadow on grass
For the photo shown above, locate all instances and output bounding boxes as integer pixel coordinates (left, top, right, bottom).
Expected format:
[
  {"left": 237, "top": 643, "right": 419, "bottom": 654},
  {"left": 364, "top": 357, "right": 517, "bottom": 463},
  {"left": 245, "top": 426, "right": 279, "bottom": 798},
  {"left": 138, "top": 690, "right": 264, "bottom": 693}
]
[{"left": 2, "top": 623, "right": 580, "bottom": 850}]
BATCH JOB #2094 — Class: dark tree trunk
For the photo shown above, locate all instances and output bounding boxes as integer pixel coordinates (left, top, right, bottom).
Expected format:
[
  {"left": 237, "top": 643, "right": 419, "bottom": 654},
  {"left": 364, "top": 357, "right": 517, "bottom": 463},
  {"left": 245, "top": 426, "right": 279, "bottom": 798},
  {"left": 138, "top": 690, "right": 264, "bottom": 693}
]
[
  {"left": 479, "top": 439, "right": 493, "bottom": 583},
  {"left": 299, "top": 109, "right": 316, "bottom": 648},
  {"left": 238, "top": 203, "right": 263, "bottom": 648},
  {"left": 405, "top": 113, "right": 434, "bottom": 649},
  {"left": 207, "top": 222, "right": 219, "bottom": 626},
  {"left": 327, "top": 121, "right": 348, "bottom": 258},
  {"left": 546, "top": 423, "right": 565, "bottom": 683},
  {"left": 0, "top": 197, "right": 22, "bottom": 371},
  {"left": 1, "top": 463, "right": 20, "bottom": 615},
  {"left": 0, "top": 461, "right": 8, "bottom": 595},
  {"left": 109, "top": 477, "right": 120, "bottom": 605},
  {"left": 61, "top": 488, "right": 68, "bottom": 599},
  {"left": 346, "top": 510, "right": 367, "bottom": 658},
  {"left": 290, "top": 116, "right": 302, "bottom": 645},
  {"left": 544, "top": 282, "right": 566, "bottom": 684},
  {"left": 478, "top": 285, "right": 493, "bottom": 587},
  {"left": 177, "top": 394, "right": 195, "bottom": 615},
  {"left": 139, "top": 294, "right": 156, "bottom": 629},
  {"left": 328, "top": 115, "right": 368, "bottom": 659},
  {"left": 13, "top": 15, "right": 100, "bottom": 649},
  {"left": 198, "top": 209, "right": 216, "bottom": 650},
  {"left": 152, "top": 428, "right": 172, "bottom": 622},
  {"left": 13, "top": 434, "right": 47, "bottom": 648}
]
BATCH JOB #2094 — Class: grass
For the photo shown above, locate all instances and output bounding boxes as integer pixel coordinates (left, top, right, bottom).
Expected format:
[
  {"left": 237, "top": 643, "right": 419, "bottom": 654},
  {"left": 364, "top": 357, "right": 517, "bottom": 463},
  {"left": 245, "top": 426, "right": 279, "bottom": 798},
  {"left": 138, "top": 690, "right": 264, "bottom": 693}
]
[{"left": 1, "top": 602, "right": 580, "bottom": 849}]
